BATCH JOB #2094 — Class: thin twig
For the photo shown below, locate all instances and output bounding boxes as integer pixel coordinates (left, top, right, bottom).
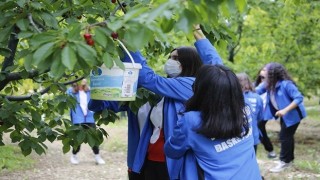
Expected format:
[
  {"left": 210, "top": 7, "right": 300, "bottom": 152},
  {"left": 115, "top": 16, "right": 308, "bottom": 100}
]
[
  {"left": 5, "top": 76, "right": 85, "bottom": 101},
  {"left": 28, "top": 13, "right": 41, "bottom": 33},
  {"left": 116, "top": 0, "right": 127, "bottom": 14}
]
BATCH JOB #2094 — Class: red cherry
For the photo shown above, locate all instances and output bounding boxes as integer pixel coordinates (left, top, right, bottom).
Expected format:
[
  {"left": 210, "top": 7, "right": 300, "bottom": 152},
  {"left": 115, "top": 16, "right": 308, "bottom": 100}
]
[
  {"left": 87, "top": 39, "right": 94, "bottom": 46},
  {"left": 83, "top": 33, "right": 92, "bottom": 40},
  {"left": 111, "top": 0, "right": 116, "bottom": 3},
  {"left": 111, "top": 32, "right": 118, "bottom": 39}
]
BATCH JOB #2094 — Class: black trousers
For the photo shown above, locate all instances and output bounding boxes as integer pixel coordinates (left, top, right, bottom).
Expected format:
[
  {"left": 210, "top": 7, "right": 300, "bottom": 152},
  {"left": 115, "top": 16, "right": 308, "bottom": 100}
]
[
  {"left": 128, "top": 170, "right": 144, "bottom": 180},
  {"left": 279, "top": 119, "right": 300, "bottom": 163},
  {"left": 143, "top": 160, "right": 169, "bottom": 180},
  {"left": 258, "top": 120, "right": 274, "bottom": 152},
  {"left": 72, "top": 123, "right": 100, "bottom": 155}
]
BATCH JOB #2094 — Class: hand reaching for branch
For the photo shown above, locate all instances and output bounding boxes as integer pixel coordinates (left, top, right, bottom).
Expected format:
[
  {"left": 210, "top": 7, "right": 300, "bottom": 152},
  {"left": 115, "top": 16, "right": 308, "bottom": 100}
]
[{"left": 193, "top": 24, "right": 206, "bottom": 40}]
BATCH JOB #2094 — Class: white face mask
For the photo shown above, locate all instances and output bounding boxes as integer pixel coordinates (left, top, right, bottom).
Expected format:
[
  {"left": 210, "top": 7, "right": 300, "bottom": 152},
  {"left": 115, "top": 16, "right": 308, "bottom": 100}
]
[{"left": 164, "top": 59, "right": 182, "bottom": 77}]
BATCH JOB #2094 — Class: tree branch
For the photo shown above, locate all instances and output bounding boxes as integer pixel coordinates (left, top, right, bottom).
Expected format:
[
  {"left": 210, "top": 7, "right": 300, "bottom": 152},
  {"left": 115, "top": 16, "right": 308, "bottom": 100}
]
[
  {"left": 28, "top": 13, "right": 41, "bottom": 33},
  {"left": 0, "top": 26, "right": 20, "bottom": 91},
  {"left": 5, "top": 76, "right": 85, "bottom": 101}
]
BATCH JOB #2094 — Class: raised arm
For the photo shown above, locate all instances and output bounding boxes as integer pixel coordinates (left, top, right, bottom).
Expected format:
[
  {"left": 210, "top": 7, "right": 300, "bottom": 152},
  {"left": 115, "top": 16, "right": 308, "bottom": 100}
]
[
  {"left": 255, "top": 82, "right": 267, "bottom": 95},
  {"left": 193, "top": 25, "right": 223, "bottom": 65},
  {"left": 122, "top": 51, "right": 194, "bottom": 101}
]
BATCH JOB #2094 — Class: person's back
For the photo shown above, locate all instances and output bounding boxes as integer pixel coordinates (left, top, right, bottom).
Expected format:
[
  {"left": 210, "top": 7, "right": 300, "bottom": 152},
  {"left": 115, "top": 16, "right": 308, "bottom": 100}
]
[
  {"left": 174, "top": 111, "right": 260, "bottom": 179},
  {"left": 165, "top": 65, "right": 261, "bottom": 180}
]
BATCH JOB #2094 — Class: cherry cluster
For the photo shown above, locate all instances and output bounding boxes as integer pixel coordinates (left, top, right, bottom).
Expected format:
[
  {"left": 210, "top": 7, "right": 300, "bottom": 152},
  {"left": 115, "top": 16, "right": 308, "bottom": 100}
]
[{"left": 83, "top": 33, "right": 94, "bottom": 46}]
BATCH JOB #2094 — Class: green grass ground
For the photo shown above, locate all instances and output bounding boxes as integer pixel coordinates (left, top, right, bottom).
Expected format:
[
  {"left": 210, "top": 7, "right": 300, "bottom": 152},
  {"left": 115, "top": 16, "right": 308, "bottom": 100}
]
[{"left": 0, "top": 145, "right": 34, "bottom": 174}]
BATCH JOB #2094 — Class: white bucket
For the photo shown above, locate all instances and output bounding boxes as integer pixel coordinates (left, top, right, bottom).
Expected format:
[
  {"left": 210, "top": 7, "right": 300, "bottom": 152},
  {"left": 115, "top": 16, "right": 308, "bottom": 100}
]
[{"left": 90, "top": 40, "right": 142, "bottom": 101}]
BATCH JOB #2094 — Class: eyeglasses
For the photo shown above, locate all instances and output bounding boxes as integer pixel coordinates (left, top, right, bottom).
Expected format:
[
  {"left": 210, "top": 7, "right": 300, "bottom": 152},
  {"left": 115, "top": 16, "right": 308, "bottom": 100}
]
[
  {"left": 72, "top": 84, "right": 78, "bottom": 87},
  {"left": 259, "top": 76, "right": 266, "bottom": 80}
]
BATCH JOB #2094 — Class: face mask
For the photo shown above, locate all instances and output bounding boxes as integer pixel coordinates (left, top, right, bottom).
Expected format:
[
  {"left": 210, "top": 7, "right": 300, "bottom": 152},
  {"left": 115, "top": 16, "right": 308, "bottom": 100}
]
[{"left": 164, "top": 59, "right": 182, "bottom": 77}]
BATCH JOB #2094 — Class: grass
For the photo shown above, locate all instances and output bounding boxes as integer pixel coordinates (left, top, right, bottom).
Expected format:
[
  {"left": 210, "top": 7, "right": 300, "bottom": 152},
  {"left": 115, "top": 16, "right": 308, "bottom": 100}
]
[{"left": 0, "top": 145, "right": 34, "bottom": 174}]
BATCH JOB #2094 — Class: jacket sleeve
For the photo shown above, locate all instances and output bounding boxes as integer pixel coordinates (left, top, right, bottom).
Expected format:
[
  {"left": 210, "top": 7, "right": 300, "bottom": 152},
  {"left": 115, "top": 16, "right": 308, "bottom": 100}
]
[
  {"left": 122, "top": 51, "right": 194, "bottom": 101},
  {"left": 194, "top": 38, "right": 223, "bottom": 65},
  {"left": 256, "top": 96, "right": 264, "bottom": 121},
  {"left": 284, "top": 81, "right": 304, "bottom": 105},
  {"left": 164, "top": 116, "right": 190, "bottom": 159},
  {"left": 255, "top": 82, "right": 267, "bottom": 95},
  {"left": 88, "top": 100, "right": 126, "bottom": 113}
]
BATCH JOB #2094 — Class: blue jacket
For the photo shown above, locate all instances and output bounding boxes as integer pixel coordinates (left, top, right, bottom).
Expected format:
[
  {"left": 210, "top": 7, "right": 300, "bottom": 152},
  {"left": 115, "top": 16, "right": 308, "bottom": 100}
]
[
  {"left": 89, "top": 39, "right": 222, "bottom": 179},
  {"left": 164, "top": 111, "right": 261, "bottom": 180},
  {"left": 255, "top": 80, "right": 306, "bottom": 127},
  {"left": 244, "top": 91, "right": 263, "bottom": 145},
  {"left": 88, "top": 101, "right": 140, "bottom": 170},
  {"left": 67, "top": 89, "right": 95, "bottom": 124}
]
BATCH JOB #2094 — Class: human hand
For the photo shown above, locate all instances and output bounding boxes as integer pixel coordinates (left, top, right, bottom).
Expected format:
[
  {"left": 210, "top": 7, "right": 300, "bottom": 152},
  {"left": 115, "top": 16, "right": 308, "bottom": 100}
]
[
  {"left": 193, "top": 24, "right": 205, "bottom": 40},
  {"left": 275, "top": 109, "right": 288, "bottom": 117}
]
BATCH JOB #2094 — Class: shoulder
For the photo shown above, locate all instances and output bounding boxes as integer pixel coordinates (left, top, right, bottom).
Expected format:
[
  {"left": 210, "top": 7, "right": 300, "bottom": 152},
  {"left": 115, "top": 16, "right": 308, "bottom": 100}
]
[{"left": 179, "top": 111, "right": 202, "bottom": 128}]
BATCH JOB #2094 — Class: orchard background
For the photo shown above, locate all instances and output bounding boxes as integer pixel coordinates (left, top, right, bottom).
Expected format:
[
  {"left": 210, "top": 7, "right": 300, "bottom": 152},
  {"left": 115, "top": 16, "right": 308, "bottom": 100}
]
[{"left": 0, "top": 0, "right": 319, "bottom": 173}]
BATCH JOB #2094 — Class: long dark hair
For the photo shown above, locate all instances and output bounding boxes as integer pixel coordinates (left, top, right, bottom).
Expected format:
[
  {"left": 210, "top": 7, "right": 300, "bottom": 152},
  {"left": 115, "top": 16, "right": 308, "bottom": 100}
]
[
  {"left": 185, "top": 65, "right": 249, "bottom": 139},
  {"left": 254, "top": 67, "right": 265, "bottom": 86},
  {"left": 173, "top": 47, "right": 203, "bottom": 77},
  {"left": 265, "top": 62, "right": 295, "bottom": 91}
]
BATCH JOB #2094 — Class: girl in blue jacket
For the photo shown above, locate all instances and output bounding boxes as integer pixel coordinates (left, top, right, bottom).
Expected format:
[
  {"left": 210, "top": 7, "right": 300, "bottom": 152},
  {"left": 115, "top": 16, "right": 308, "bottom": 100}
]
[
  {"left": 237, "top": 72, "right": 264, "bottom": 152},
  {"left": 255, "top": 68, "right": 277, "bottom": 159},
  {"left": 67, "top": 79, "right": 105, "bottom": 165},
  {"left": 164, "top": 65, "right": 262, "bottom": 180},
  {"left": 255, "top": 62, "right": 306, "bottom": 173},
  {"left": 89, "top": 27, "right": 223, "bottom": 180}
]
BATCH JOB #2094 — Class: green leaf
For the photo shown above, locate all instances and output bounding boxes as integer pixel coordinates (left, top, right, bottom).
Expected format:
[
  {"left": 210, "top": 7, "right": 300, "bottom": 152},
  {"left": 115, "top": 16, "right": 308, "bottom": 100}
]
[
  {"left": 102, "top": 52, "right": 114, "bottom": 68},
  {"left": 16, "top": 0, "right": 27, "bottom": 7},
  {"left": 161, "top": 19, "right": 175, "bottom": 33},
  {"left": 0, "top": 47, "right": 11, "bottom": 57},
  {"left": 76, "top": 131, "right": 86, "bottom": 143},
  {"left": 61, "top": 44, "right": 77, "bottom": 70},
  {"left": 87, "top": 134, "right": 96, "bottom": 147},
  {"left": 124, "top": 25, "right": 153, "bottom": 50},
  {"left": 94, "top": 27, "right": 107, "bottom": 48},
  {"left": 30, "top": 32, "right": 58, "bottom": 49},
  {"left": 31, "top": 110, "right": 41, "bottom": 121},
  {"left": 0, "top": 26, "right": 13, "bottom": 43},
  {"left": 62, "top": 144, "right": 70, "bottom": 154},
  {"left": 67, "top": 23, "right": 82, "bottom": 40},
  {"left": 75, "top": 42, "right": 97, "bottom": 66},
  {"left": 47, "top": 134, "right": 56, "bottom": 142},
  {"left": 21, "top": 147, "right": 32, "bottom": 156},
  {"left": 235, "top": 0, "right": 247, "bottom": 13},
  {"left": 16, "top": 19, "right": 29, "bottom": 31},
  {"left": 176, "top": 9, "right": 197, "bottom": 33},
  {"left": 34, "top": 144, "right": 45, "bottom": 155},
  {"left": 23, "top": 54, "right": 33, "bottom": 71},
  {"left": 40, "top": 12, "right": 58, "bottom": 29},
  {"left": 33, "top": 42, "right": 55, "bottom": 66},
  {"left": 114, "top": 58, "right": 125, "bottom": 70},
  {"left": 51, "top": 52, "right": 65, "bottom": 80}
]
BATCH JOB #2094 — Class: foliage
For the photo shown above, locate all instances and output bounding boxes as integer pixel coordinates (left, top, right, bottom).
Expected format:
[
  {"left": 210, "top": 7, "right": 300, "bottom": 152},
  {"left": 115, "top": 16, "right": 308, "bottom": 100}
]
[
  {"left": 0, "top": 0, "right": 245, "bottom": 156},
  {"left": 231, "top": 0, "right": 320, "bottom": 96}
]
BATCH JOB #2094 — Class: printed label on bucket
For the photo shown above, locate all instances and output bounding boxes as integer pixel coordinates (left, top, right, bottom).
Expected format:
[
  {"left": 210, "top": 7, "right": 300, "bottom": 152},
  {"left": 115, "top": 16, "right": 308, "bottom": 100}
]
[{"left": 90, "top": 64, "right": 140, "bottom": 101}]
